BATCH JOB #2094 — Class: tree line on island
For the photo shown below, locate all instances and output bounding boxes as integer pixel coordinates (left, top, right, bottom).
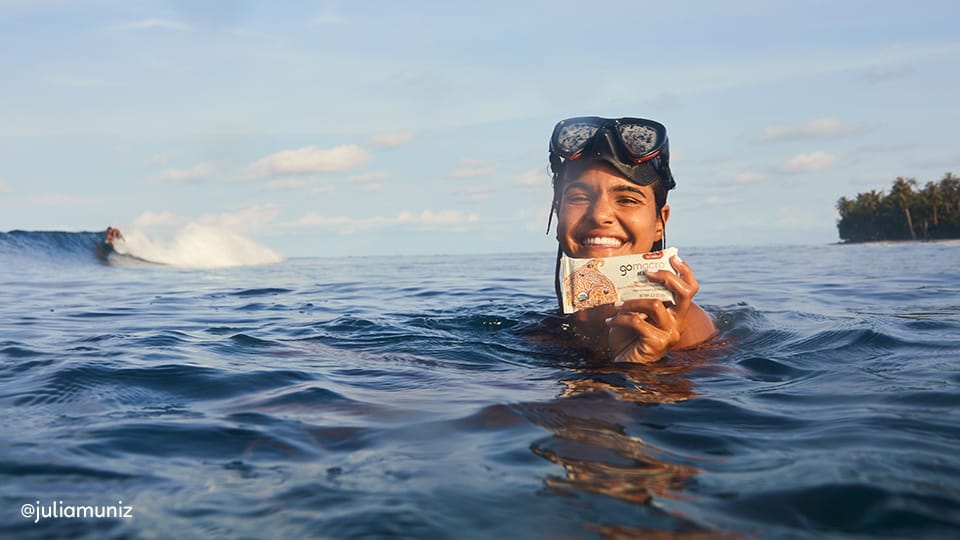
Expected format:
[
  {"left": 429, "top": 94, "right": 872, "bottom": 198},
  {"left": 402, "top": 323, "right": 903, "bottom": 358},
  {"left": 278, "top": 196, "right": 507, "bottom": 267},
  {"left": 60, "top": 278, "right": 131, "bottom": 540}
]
[{"left": 836, "top": 172, "right": 960, "bottom": 242}]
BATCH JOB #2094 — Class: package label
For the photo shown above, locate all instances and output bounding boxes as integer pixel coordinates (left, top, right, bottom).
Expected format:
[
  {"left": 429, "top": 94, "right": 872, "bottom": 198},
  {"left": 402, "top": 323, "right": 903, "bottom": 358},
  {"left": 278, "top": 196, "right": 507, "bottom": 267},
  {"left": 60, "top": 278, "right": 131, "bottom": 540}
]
[{"left": 559, "top": 247, "right": 678, "bottom": 314}]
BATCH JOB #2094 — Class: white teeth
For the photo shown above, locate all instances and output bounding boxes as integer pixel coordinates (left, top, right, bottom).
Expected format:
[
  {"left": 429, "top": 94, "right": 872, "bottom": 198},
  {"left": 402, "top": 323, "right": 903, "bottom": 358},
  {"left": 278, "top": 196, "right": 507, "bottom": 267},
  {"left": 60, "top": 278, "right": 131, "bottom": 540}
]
[{"left": 582, "top": 237, "right": 622, "bottom": 247}]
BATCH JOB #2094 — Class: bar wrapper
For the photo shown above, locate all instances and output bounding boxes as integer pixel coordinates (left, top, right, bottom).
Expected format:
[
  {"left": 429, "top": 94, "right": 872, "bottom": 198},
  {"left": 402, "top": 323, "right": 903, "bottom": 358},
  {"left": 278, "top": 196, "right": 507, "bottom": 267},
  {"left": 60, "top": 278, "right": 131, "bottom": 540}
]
[{"left": 559, "top": 247, "right": 679, "bottom": 314}]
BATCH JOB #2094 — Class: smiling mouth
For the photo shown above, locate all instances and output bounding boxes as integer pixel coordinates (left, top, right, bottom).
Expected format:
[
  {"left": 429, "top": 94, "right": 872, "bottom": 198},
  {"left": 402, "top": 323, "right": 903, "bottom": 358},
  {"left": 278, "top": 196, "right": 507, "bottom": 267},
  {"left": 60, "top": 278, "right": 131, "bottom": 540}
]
[{"left": 580, "top": 237, "right": 624, "bottom": 248}]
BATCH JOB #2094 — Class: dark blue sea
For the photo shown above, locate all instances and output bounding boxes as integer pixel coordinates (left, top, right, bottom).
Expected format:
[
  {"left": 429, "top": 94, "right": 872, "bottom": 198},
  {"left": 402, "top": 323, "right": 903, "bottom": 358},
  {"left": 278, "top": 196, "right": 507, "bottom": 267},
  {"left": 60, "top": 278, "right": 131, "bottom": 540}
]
[{"left": 2, "top": 230, "right": 959, "bottom": 539}]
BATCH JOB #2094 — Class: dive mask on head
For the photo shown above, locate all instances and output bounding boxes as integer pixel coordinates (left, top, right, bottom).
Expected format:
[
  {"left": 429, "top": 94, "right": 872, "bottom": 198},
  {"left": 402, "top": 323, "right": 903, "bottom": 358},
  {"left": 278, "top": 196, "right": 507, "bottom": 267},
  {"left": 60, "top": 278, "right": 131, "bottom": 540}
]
[{"left": 549, "top": 116, "right": 675, "bottom": 190}]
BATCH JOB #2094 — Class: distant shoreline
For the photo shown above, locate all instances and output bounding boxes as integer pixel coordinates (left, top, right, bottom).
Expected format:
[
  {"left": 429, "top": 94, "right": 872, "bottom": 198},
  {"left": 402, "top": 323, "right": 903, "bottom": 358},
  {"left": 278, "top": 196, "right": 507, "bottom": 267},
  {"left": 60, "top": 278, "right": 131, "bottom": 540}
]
[{"left": 837, "top": 238, "right": 960, "bottom": 245}]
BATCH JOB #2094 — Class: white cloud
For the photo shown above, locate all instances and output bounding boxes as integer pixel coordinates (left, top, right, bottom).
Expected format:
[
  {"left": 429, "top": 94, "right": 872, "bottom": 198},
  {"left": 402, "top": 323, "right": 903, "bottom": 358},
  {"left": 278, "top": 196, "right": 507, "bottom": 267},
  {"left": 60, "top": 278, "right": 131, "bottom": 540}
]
[
  {"left": 359, "top": 183, "right": 384, "bottom": 193},
  {"left": 368, "top": 132, "right": 414, "bottom": 148},
  {"left": 297, "top": 210, "right": 480, "bottom": 233},
  {"left": 758, "top": 118, "right": 861, "bottom": 143},
  {"left": 201, "top": 205, "right": 280, "bottom": 234},
  {"left": 450, "top": 158, "right": 495, "bottom": 178},
  {"left": 263, "top": 178, "right": 311, "bottom": 191},
  {"left": 397, "top": 210, "right": 478, "bottom": 224},
  {"left": 733, "top": 172, "right": 768, "bottom": 184},
  {"left": 457, "top": 186, "right": 491, "bottom": 203},
  {"left": 133, "top": 205, "right": 279, "bottom": 235},
  {"left": 704, "top": 196, "right": 739, "bottom": 206},
  {"left": 297, "top": 214, "right": 362, "bottom": 227},
  {"left": 133, "top": 210, "right": 183, "bottom": 228},
  {"left": 120, "top": 18, "right": 191, "bottom": 31},
  {"left": 517, "top": 167, "right": 548, "bottom": 186},
  {"left": 250, "top": 145, "right": 369, "bottom": 178},
  {"left": 782, "top": 151, "right": 839, "bottom": 173},
  {"left": 145, "top": 152, "right": 173, "bottom": 166},
  {"left": 349, "top": 171, "right": 391, "bottom": 183},
  {"left": 776, "top": 208, "right": 821, "bottom": 228},
  {"left": 156, "top": 162, "right": 218, "bottom": 183}
]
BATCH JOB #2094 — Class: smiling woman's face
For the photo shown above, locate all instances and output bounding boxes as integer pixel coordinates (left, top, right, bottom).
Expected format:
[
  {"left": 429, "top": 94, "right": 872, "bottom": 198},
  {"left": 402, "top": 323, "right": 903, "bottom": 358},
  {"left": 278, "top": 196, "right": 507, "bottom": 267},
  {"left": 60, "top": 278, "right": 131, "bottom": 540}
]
[{"left": 556, "top": 162, "right": 669, "bottom": 258}]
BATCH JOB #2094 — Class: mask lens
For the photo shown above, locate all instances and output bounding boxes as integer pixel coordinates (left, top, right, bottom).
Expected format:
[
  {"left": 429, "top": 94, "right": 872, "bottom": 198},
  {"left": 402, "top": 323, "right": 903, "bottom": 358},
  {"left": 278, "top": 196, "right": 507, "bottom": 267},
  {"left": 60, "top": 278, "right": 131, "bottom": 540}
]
[
  {"left": 554, "top": 122, "right": 600, "bottom": 155},
  {"left": 617, "top": 123, "right": 660, "bottom": 156}
]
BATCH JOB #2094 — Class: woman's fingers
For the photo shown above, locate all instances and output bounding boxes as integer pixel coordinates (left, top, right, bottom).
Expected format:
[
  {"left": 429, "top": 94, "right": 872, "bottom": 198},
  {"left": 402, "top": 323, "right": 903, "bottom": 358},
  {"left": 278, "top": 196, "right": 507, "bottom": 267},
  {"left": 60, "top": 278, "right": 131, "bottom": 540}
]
[
  {"left": 598, "top": 257, "right": 706, "bottom": 363},
  {"left": 605, "top": 306, "right": 680, "bottom": 363},
  {"left": 643, "top": 256, "right": 699, "bottom": 314}
]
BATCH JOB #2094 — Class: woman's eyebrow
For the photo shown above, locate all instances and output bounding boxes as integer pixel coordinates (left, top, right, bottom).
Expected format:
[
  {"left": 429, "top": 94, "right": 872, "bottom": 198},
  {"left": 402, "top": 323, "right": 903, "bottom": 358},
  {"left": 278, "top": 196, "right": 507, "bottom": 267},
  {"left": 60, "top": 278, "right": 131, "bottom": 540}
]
[
  {"left": 563, "top": 181, "right": 590, "bottom": 193},
  {"left": 610, "top": 184, "right": 647, "bottom": 197}
]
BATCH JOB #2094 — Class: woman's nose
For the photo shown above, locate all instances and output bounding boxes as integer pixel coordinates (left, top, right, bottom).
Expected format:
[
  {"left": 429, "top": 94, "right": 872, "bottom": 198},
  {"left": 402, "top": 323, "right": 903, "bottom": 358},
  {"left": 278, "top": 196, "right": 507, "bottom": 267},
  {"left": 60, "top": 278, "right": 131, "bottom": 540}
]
[{"left": 587, "top": 196, "right": 615, "bottom": 224}]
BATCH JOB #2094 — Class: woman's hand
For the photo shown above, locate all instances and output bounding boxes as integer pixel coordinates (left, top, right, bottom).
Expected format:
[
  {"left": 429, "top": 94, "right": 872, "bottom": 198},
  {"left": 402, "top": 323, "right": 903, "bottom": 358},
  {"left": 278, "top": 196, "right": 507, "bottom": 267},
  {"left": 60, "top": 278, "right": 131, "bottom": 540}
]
[{"left": 604, "top": 255, "right": 710, "bottom": 363}]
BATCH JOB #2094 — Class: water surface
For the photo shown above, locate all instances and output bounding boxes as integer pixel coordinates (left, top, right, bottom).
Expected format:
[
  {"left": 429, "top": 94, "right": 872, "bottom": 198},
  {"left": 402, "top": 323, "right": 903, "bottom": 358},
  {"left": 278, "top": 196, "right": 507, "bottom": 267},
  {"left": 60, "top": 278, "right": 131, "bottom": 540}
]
[{"left": 2, "top": 233, "right": 959, "bottom": 538}]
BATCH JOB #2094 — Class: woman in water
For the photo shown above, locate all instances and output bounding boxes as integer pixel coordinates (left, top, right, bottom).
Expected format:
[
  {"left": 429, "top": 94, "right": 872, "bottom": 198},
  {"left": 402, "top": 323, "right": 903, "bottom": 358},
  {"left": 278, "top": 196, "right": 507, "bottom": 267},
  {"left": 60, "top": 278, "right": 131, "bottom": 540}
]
[{"left": 548, "top": 116, "right": 716, "bottom": 363}]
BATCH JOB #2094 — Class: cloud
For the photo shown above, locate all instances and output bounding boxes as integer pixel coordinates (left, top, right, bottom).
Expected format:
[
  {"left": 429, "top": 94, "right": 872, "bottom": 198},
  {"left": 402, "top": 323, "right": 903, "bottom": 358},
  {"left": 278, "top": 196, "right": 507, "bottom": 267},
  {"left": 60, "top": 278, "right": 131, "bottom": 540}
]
[
  {"left": 857, "top": 64, "right": 913, "bottom": 85},
  {"left": 368, "top": 132, "right": 414, "bottom": 148},
  {"left": 202, "top": 205, "right": 280, "bottom": 234},
  {"left": 907, "top": 150, "right": 960, "bottom": 170},
  {"left": 155, "top": 162, "right": 218, "bottom": 184},
  {"left": 120, "top": 18, "right": 192, "bottom": 31},
  {"left": 733, "top": 172, "right": 768, "bottom": 184},
  {"left": 249, "top": 145, "right": 369, "bottom": 178},
  {"left": 457, "top": 186, "right": 492, "bottom": 203},
  {"left": 450, "top": 158, "right": 495, "bottom": 178},
  {"left": 133, "top": 210, "right": 181, "bottom": 228},
  {"left": 262, "top": 178, "right": 312, "bottom": 191},
  {"left": 517, "top": 167, "right": 548, "bottom": 186},
  {"left": 145, "top": 152, "right": 173, "bottom": 166},
  {"left": 398, "top": 210, "right": 478, "bottom": 224},
  {"left": 0, "top": 178, "right": 8, "bottom": 193},
  {"left": 704, "top": 196, "right": 739, "bottom": 206},
  {"left": 758, "top": 118, "right": 861, "bottom": 143},
  {"left": 775, "top": 208, "right": 821, "bottom": 228},
  {"left": 359, "top": 183, "right": 384, "bottom": 193},
  {"left": 133, "top": 205, "right": 279, "bottom": 235},
  {"left": 782, "top": 151, "right": 839, "bottom": 173},
  {"left": 297, "top": 209, "right": 480, "bottom": 233},
  {"left": 349, "top": 171, "right": 391, "bottom": 183}
]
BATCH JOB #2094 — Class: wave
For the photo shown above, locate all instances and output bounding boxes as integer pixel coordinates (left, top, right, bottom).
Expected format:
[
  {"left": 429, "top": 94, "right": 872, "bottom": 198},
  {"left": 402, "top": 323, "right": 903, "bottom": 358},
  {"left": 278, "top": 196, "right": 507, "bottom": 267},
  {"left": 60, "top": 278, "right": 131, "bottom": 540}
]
[{"left": 0, "top": 224, "right": 284, "bottom": 269}]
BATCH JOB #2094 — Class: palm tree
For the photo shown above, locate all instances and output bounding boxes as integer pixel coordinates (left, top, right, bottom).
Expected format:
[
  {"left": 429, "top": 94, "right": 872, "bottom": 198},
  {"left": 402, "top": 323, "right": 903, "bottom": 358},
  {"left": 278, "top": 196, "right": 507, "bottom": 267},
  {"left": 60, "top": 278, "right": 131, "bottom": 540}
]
[{"left": 890, "top": 177, "right": 918, "bottom": 240}]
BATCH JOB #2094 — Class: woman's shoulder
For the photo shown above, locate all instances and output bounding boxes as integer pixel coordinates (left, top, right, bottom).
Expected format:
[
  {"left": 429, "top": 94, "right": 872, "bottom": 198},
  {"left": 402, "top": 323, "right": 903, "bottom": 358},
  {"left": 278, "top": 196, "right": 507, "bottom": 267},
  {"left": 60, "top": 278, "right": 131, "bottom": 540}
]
[{"left": 677, "top": 303, "right": 718, "bottom": 349}]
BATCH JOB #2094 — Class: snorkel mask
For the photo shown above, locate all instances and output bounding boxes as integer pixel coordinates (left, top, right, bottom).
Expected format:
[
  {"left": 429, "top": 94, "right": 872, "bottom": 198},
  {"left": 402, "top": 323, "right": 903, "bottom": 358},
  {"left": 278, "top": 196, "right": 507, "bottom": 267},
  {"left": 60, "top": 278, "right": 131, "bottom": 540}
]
[{"left": 549, "top": 116, "right": 675, "bottom": 191}]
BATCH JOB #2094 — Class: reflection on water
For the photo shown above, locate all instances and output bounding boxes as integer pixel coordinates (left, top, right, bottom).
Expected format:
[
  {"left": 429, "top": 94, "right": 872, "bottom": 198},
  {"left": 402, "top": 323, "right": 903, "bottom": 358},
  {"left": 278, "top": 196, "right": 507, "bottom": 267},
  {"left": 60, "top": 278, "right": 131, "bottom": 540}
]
[{"left": 517, "top": 324, "right": 741, "bottom": 538}]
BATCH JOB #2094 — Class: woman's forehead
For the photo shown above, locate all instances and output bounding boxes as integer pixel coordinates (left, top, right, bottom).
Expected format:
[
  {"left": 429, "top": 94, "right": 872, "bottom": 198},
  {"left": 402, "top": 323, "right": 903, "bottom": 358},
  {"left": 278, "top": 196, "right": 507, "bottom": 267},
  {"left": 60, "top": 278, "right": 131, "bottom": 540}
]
[{"left": 564, "top": 164, "right": 652, "bottom": 192}]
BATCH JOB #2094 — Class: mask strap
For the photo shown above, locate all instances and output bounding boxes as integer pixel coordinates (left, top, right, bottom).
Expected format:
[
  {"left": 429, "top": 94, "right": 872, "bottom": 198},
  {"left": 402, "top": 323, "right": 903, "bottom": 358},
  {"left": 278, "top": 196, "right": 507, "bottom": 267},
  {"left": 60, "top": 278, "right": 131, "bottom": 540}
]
[
  {"left": 554, "top": 245, "right": 563, "bottom": 312},
  {"left": 657, "top": 214, "right": 667, "bottom": 251}
]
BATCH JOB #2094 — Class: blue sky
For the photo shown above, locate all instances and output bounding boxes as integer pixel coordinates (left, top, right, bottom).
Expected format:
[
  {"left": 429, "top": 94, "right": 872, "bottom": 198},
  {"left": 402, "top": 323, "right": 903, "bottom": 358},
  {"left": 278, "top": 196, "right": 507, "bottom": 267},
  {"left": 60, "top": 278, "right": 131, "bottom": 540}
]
[{"left": 2, "top": 0, "right": 958, "bottom": 257}]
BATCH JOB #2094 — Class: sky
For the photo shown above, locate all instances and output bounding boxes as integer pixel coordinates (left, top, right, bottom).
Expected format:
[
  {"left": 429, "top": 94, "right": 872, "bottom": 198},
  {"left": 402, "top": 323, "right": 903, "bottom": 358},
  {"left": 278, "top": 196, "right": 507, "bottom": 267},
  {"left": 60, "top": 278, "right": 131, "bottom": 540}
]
[{"left": 1, "top": 0, "right": 958, "bottom": 257}]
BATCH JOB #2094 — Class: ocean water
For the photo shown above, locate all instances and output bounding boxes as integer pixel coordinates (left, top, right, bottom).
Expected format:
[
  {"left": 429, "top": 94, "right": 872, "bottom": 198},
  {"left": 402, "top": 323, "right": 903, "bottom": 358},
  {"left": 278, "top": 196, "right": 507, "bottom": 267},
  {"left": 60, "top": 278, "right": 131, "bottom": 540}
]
[{"left": 1, "top": 230, "right": 959, "bottom": 539}]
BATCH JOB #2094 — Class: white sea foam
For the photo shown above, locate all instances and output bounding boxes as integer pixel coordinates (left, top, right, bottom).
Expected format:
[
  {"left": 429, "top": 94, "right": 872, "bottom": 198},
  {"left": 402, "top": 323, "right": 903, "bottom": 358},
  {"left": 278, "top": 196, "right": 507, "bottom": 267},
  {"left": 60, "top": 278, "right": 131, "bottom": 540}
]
[{"left": 111, "top": 222, "right": 283, "bottom": 268}]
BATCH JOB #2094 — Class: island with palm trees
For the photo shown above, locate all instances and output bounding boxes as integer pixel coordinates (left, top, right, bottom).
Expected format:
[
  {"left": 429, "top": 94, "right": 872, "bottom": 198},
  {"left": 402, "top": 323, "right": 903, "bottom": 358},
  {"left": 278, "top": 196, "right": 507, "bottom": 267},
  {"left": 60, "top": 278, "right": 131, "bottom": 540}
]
[{"left": 836, "top": 172, "right": 960, "bottom": 243}]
